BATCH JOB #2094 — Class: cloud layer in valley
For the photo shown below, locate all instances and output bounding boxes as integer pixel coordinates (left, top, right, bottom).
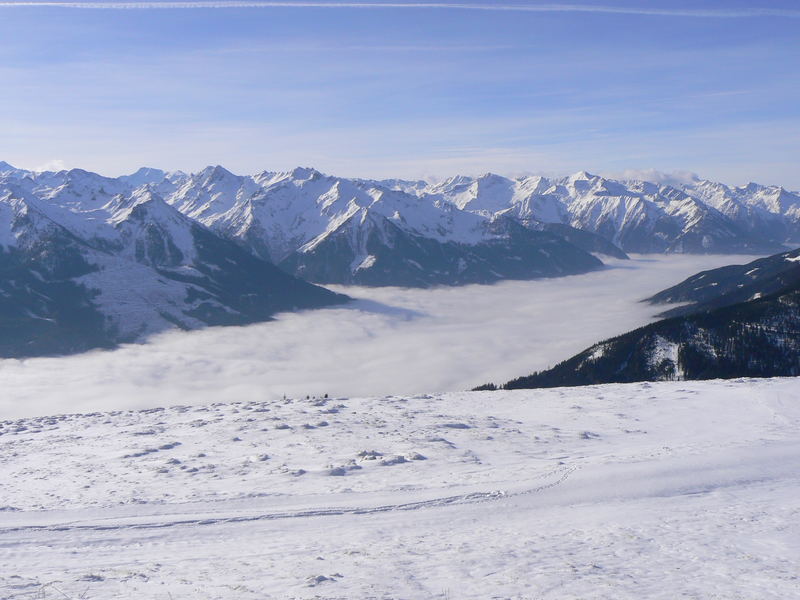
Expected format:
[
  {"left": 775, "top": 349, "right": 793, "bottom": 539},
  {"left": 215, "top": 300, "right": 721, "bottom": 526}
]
[{"left": 0, "top": 255, "right": 757, "bottom": 419}]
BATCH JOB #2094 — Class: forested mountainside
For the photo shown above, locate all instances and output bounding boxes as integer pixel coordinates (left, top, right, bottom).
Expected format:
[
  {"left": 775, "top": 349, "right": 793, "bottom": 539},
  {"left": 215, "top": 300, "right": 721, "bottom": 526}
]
[
  {"left": 499, "top": 286, "right": 800, "bottom": 389},
  {"left": 486, "top": 249, "right": 800, "bottom": 389}
]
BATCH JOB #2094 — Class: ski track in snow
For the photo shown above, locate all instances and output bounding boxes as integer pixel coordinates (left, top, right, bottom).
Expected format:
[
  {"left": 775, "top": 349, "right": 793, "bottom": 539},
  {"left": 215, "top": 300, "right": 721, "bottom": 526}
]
[
  {"left": 0, "top": 466, "right": 573, "bottom": 536},
  {"left": 1, "top": 377, "right": 799, "bottom": 599}
]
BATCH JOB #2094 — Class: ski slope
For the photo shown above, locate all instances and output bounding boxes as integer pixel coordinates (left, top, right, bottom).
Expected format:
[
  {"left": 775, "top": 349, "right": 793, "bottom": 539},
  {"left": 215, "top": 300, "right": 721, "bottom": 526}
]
[{"left": 2, "top": 377, "right": 799, "bottom": 599}]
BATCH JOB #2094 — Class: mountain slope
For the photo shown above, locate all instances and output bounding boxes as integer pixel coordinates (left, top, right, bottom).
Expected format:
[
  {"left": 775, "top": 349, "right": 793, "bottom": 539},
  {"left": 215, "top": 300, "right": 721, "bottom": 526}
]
[
  {"left": 281, "top": 211, "right": 603, "bottom": 287},
  {"left": 0, "top": 193, "right": 112, "bottom": 357},
  {"left": 523, "top": 221, "right": 628, "bottom": 259},
  {"left": 165, "top": 167, "right": 606, "bottom": 286},
  {"left": 421, "top": 172, "right": 628, "bottom": 258},
  {"left": 419, "top": 171, "right": 790, "bottom": 255},
  {"left": 647, "top": 247, "right": 800, "bottom": 317},
  {"left": 0, "top": 180, "right": 347, "bottom": 358},
  {"left": 689, "top": 179, "right": 800, "bottom": 242},
  {"left": 498, "top": 285, "right": 800, "bottom": 389}
]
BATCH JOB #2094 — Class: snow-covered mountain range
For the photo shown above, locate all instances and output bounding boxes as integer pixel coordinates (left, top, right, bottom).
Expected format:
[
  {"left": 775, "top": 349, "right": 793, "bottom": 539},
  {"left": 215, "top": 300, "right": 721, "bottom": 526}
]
[
  {"left": 1, "top": 160, "right": 798, "bottom": 356},
  {"left": 159, "top": 165, "right": 609, "bottom": 286},
  {"left": 6, "top": 162, "right": 798, "bottom": 288},
  {"left": 411, "top": 170, "right": 798, "bottom": 254},
  {"left": 0, "top": 165, "right": 347, "bottom": 358},
  {"left": 155, "top": 165, "right": 797, "bottom": 277},
  {"left": 0, "top": 163, "right": 613, "bottom": 292},
  {"left": 5, "top": 161, "right": 797, "bottom": 259}
]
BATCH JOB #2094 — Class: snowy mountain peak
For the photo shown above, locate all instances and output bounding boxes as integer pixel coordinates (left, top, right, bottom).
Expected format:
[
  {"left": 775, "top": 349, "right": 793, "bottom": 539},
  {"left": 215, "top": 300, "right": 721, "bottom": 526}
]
[
  {"left": 65, "top": 168, "right": 96, "bottom": 179},
  {"left": 440, "top": 174, "right": 473, "bottom": 188},
  {"left": 199, "top": 164, "right": 238, "bottom": 182},
  {"left": 568, "top": 170, "right": 596, "bottom": 182},
  {"left": 290, "top": 166, "right": 322, "bottom": 181},
  {"left": 477, "top": 172, "right": 505, "bottom": 182},
  {"left": 253, "top": 169, "right": 278, "bottom": 183},
  {"left": 119, "top": 167, "right": 167, "bottom": 188}
]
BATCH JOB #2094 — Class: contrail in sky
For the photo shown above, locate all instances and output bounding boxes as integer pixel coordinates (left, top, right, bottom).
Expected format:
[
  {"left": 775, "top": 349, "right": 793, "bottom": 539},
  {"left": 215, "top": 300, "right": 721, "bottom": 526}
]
[{"left": 0, "top": 1, "right": 798, "bottom": 18}]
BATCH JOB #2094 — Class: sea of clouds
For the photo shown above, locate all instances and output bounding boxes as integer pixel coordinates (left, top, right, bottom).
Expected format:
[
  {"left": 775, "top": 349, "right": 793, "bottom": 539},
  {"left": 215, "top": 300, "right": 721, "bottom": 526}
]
[{"left": 0, "top": 254, "right": 757, "bottom": 418}]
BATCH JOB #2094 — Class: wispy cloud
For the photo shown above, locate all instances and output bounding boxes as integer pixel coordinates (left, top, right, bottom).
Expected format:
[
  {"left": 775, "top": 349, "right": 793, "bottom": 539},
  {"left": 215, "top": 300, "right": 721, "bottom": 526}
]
[
  {"left": 33, "top": 158, "right": 68, "bottom": 172},
  {"left": 611, "top": 169, "right": 700, "bottom": 187},
  {"left": 0, "top": 2, "right": 798, "bottom": 18},
  {"left": 2, "top": 0, "right": 797, "bottom": 187}
]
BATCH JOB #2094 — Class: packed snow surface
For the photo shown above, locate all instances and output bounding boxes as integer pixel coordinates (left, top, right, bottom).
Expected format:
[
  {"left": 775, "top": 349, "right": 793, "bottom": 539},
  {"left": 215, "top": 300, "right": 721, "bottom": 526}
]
[{"left": 1, "top": 377, "right": 799, "bottom": 599}]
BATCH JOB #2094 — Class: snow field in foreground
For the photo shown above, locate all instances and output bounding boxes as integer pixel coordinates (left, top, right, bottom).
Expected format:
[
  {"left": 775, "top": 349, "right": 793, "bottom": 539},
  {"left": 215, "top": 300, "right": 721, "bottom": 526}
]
[{"left": 1, "top": 377, "right": 799, "bottom": 599}]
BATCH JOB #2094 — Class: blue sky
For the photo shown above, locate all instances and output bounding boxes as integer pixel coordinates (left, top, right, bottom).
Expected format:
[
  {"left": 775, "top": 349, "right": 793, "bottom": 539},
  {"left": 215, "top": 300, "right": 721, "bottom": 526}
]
[{"left": 1, "top": 0, "right": 799, "bottom": 186}]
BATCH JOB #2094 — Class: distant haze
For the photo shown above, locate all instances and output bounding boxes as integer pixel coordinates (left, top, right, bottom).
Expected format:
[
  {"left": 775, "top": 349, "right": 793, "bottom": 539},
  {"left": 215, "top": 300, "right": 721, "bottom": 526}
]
[{"left": 0, "top": 255, "right": 760, "bottom": 419}]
